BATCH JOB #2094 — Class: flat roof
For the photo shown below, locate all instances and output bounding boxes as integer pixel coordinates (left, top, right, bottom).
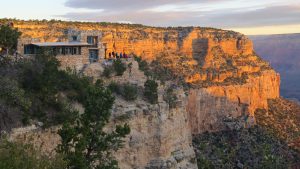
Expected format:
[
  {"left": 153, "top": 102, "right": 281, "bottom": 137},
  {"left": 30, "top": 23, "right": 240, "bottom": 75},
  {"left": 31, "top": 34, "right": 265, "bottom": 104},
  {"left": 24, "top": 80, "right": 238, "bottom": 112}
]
[{"left": 31, "top": 42, "right": 92, "bottom": 47}]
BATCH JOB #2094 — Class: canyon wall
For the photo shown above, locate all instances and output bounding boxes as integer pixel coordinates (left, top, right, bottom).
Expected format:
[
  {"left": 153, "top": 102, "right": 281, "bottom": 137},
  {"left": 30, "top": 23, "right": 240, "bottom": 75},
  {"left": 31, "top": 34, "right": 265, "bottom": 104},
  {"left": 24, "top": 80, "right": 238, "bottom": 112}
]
[
  {"left": 112, "top": 96, "right": 197, "bottom": 169},
  {"left": 187, "top": 70, "right": 280, "bottom": 134},
  {"left": 13, "top": 21, "right": 251, "bottom": 61},
  {"left": 5, "top": 20, "right": 281, "bottom": 168}
]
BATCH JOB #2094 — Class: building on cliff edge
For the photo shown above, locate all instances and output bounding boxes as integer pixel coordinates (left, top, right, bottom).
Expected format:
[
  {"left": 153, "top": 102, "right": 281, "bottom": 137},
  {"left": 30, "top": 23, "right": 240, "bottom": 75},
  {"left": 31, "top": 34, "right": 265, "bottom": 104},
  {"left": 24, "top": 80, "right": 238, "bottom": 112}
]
[{"left": 17, "top": 29, "right": 107, "bottom": 70}]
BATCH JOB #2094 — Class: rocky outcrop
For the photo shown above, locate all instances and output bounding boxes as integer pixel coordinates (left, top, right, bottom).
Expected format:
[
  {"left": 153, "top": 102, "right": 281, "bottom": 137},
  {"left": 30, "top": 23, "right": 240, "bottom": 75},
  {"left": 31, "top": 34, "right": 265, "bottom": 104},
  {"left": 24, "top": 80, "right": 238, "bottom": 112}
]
[
  {"left": 5, "top": 20, "right": 282, "bottom": 168},
  {"left": 187, "top": 70, "right": 280, "bottom": 134},
  {"left": 13, "top": 21, "right": 251, "bottom": 61},
  {"left": 112, "top": 95, "right": 197, "bottom": 169}
]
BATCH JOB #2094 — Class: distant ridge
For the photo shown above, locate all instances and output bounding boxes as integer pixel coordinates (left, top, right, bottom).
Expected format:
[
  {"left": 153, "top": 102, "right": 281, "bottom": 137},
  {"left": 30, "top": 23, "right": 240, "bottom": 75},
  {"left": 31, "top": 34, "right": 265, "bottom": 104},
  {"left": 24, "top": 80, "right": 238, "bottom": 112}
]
[{"left": 250, "top": 33, "right": 300, "bottom": 102}]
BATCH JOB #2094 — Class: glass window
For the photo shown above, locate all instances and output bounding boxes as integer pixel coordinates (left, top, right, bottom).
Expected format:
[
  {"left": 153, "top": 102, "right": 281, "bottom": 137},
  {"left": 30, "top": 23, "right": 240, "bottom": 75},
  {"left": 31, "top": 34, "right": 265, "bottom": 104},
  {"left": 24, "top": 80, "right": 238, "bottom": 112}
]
[
  {"left": 87, "top": 36, "right": 93, "bottom": 44},
  {"left": 24, "top": 45, "right": 34, "bottom": 54},
  {"left": 72, "top": 36, "right": 78, "bottom": 41},
  {"left": 73, "top": 47, "right": 77, "bottom": 55}
]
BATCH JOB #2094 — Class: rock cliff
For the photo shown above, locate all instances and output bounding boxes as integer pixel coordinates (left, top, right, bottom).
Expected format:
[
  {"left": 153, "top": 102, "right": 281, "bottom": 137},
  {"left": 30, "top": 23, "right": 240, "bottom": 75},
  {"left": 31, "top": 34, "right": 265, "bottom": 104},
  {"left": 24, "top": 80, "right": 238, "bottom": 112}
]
[{"left": 5, "top": 20, "right": 282, "bottom": 168}]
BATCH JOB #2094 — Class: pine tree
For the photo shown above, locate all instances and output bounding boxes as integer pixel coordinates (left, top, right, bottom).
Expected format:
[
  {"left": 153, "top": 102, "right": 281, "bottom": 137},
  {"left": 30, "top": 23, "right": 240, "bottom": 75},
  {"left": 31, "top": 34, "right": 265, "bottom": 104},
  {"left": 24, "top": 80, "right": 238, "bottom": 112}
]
[
  {"left": 58, "top": 81, "right": 130, "bottom": 169},
  {"left": 144, "top": 79, "right": 158, "bottom": 104},
  {"left": 0, "top": 25, "right": 21, "bottom": 55}
]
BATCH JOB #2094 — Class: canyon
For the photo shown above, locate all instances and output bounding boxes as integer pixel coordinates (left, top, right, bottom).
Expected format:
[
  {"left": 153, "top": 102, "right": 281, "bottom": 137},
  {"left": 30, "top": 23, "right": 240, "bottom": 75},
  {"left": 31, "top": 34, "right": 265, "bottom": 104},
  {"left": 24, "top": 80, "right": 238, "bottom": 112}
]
[
  {"left": 250, "top": 34, "right": 300, "bottom": 103},
  {"left": 4, "top": 20, "right": 283, "bottom": 168}
]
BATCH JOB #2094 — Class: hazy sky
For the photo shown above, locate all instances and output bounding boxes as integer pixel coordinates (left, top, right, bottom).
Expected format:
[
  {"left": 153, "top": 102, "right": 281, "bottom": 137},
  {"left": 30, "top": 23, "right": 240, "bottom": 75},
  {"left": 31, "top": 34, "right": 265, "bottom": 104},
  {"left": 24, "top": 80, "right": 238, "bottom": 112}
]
[{"left": 1, "top": 0, "right": 300, "bottom": 35}]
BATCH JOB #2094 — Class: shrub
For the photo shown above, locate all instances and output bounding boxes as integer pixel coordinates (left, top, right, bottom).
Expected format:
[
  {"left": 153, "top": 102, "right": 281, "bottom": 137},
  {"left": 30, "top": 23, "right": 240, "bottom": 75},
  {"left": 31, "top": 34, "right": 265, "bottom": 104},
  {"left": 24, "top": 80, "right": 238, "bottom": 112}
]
[
  {"left": 163, "top": 86, "right": 178, "bottom": 109},
  {"left": 144, "top": 79, "right": 158, "bottom": 104},
  {"left": 102, "top": 66, "right": 113, "bottom": 78},
  {"left": 0, "top": 48, "right": 96, "bottom": 128},
  {"left": 0, "top": 137, "right": 66, "bottom": 169},
  {"left": 134, "top": 56, "right": 149, "bottom": 72},
  {"left": 122, "top": 83, "right": 138, "bottom": 101},
  {"left": 193, "top": 126, "right": 300, "bottom": 169},
  {"left": 108, "top": 81, "right": 121, "bottom": 94},
  {"left": 113, "top": 59, "right": 126, "bottom": 76}
]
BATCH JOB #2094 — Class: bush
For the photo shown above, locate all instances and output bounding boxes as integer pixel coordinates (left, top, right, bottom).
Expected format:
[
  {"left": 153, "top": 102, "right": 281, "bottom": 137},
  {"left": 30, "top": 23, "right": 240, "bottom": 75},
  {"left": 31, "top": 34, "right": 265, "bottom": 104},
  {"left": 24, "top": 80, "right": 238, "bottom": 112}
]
[
  {"left": 102, "top": 66, "right": 113, "bottom": 78},
  {"left": 0, "top": 48, "right": 94, "bottom": 128},
  {"left": 113, "top": 59, "right": 126, "bottom": 76},
  {"left": 193, "top": 126, "right": 300, "bottom": 169},
  {"left": 108, "top": 81, "right": 121, "bottom": 94},
  {"left": 144, "top": 79, "right": 158, "bottom": 104},
  {"left": 0, "top": 137, "right": 66, "bottom": 169},
  {"left": 163, "top": 86, "right": 178, "bottom": 109},
  {"left": 134, "top": 56, "right": 150, "bottom": 73},
  {"left": 122, "top": 83, "right": 138, "bottom": 101}
]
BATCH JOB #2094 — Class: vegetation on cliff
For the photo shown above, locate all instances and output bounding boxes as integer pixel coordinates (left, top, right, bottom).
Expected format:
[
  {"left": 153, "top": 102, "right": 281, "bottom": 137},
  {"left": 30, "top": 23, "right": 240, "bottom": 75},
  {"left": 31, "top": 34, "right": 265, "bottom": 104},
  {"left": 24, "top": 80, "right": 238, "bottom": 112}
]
[
  {"left": 193, "top": 99, "right": 300, "bottom": 169},
  {"left": 255, "top": 98, "right": 300, "bottom": 149},
  {"left": 0, "top": 24, "right": 21, "bottom": 55},
  {"left": 193, "top": 125, "right": 300, "bottom": 169},
  {"left": 144, "top": 79, "right": 158, "bottom": 104},
  {"left": 0, "top": 136, "right": 66, "bottom": 169},
  {"left": 58, "top": 80, "right": 130, "bottom": 169},
  {"left": 0, "top": 27, "right": 130, "bottom": 168}
]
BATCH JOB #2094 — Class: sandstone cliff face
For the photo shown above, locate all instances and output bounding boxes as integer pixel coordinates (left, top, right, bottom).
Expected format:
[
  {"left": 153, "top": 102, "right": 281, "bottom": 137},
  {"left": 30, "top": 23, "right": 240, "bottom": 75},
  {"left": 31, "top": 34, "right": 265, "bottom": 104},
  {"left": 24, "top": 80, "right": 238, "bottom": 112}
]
[
  {"left": 13, "top": 21, "right": 250, "bottom": 61},
  {"left": 112, "top": 96, "right": 196, "bottom": 169},
  {"left": 9, "top": 60, "right": 197, "bottom": 169},
  {"left": 6, "top": 20, "right": 282, "bottom": 168},
  {"left": 187, "top": 70, "right": 280, "bottom": 134}
]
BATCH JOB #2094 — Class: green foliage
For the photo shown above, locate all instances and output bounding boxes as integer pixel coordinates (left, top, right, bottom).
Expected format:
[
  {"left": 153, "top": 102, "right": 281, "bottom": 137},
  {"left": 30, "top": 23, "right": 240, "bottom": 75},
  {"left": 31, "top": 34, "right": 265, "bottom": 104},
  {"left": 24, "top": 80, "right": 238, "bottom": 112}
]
[
  {"left": 108, "top": 82, "right": 137, "bottom": 101},
  {"left": 193, "top": 126, "right": 300, "bottom": 169},
  {"left": 102, "top": 66, "right": 113, "bottom": 78},
  {"left": 134, "top": 55, "right": 177, "bottom": 83},
  {"left": 197, "top": 156, "right": 215, "bottom": 169},
  {"left": 18, "top": 49, "right": 87, "bottom": 125},
  {"left": 0, "top": 137, "right": 66, "bottom": 169},
  {"left": 149, "top": 60, "right": 174, "bottom": 82},
  {"left": 57, "top": 82, "right": 130, "bottom": 169},
  {"left": 0, "top": 77, "right": 31, "bottom": 112},
  {"left": 108, "top": 81, "right": 121, "bottom": 94},
  {"left": 163, "top": 86, "right": 178, "bottom": 109},
  {"left": 113, "top": 59, "right": 126, "bottom": 76},
  {"left": 122, "top": 83, "right": 138, "bottom": 101},
  {"left": 0, "top": 48, "right": 92, "bottom": 128},
  {"left": 134, "top": 56, "right": 149, "bottom": 72},
  {"left": 0, "top": 25, "right": 21, "bottom": 54},
  {"left": 144, "top": 79, "right": 158, "bottom": 104}
]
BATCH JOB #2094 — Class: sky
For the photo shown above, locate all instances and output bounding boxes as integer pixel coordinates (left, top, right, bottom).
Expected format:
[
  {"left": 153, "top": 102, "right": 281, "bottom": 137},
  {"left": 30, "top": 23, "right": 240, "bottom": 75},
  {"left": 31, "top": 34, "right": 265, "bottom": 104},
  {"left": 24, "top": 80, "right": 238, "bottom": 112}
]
[{"left": 1, "top": 0, "right": 300, "bottom": 35}]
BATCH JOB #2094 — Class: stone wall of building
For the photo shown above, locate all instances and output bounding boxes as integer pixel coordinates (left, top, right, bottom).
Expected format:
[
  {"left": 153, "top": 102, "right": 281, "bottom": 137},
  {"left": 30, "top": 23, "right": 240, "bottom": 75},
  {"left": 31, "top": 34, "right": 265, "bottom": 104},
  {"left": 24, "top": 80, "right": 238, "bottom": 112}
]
[{"left": 56, "top": 47, "right": 90, "bottom": 70}]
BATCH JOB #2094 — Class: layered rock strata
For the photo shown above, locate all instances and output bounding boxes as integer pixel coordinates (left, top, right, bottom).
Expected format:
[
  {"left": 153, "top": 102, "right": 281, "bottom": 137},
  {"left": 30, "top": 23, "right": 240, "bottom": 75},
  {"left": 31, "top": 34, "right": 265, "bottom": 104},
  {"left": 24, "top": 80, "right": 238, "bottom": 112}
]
[{"left": 4, "top": 20, "right": 281, "bottom": 168}]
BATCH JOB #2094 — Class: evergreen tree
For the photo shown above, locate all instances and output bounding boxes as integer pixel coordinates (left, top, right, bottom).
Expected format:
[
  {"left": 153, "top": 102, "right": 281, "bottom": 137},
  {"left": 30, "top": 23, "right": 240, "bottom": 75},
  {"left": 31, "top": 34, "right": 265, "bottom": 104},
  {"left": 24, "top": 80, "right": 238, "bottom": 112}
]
[
  {"left": 0, "top": 25, "right": 21, "bottom": 55},
  {"left": 144, "top": 79, "right": 158, "bottom": 104},
  {"left": 57, "top": 81, "right": 130, "bottom": 169}
]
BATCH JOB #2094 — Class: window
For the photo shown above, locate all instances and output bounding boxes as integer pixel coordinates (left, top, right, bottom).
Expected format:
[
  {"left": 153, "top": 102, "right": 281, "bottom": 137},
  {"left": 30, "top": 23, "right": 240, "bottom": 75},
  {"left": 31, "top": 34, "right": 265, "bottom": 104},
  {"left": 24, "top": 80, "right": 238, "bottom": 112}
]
[
  {"left": 56, "top": 47, "right": 82, "bottom": 55},
  {"left": 24, "top": 45, "right": 34, "bottom": 54},
  {"left": 87, "top": 36, "right": 98, "bottom": 46},
  {"left": 62, "top": 47, "right": 65, "bottom": 55},
  {"left": 73, "top": 48, "right": 77, "bottom": 55},
  {"left": 87, "top": 36, "right": 94, "bottom": 44},
  {"left": 72, "top": 36, "right": 78, "bottom": 41},
  {"left": 65, "top": 47, "right": 72, "bottom": 55}
]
